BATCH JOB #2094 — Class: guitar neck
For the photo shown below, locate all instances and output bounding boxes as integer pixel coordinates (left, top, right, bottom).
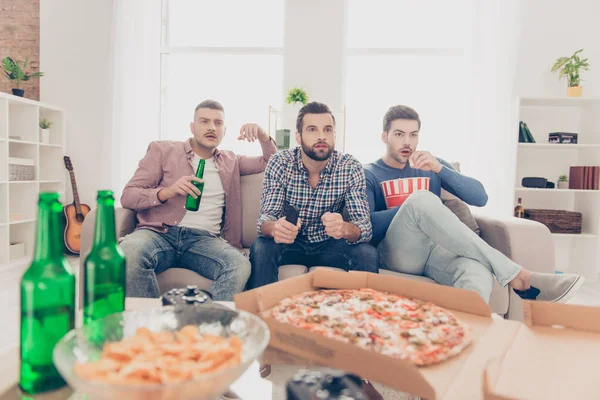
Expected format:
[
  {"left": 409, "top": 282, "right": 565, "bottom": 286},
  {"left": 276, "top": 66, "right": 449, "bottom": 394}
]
[{"left": 69, "top": 170, "right": 83, "bottom": 214}]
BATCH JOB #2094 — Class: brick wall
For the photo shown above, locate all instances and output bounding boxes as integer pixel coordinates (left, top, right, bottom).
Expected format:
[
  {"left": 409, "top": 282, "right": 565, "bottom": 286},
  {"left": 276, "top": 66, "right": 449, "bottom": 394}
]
[{"left": 0, "top": 0, "right": 40, "bottom": 100}]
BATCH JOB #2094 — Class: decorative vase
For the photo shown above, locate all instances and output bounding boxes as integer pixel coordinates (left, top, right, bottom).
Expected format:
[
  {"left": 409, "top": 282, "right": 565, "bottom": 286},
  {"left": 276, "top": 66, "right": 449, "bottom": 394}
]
[
  {"left": 567, "top": 86, "right": 582, "bottom": 97},
  {"left": 40, "top": 129, "right": 50, "bottom": 144},
  {"left": 557, "top": 181, "right": 569, "bottom": 189},
  {"left": 12, "top": 88, "right": 24, "bottom": 97}
]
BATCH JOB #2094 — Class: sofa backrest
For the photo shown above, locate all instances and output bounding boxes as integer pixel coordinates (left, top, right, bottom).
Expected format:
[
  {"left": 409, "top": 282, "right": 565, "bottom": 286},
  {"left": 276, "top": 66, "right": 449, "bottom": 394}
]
[{"left": 241, "top": 173, "right": 264, "bottom": 248}]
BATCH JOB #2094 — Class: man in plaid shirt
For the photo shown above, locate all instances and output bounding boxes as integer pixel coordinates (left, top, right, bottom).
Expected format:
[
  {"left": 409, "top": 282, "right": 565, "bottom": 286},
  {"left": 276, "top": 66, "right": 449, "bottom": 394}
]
[{"left": 248, "top": 102, "right": 379, "bottom": 289}]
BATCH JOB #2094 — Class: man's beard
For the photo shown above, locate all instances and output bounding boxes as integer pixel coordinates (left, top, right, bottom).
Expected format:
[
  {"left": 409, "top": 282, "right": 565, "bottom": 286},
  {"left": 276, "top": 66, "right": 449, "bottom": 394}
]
[{"left": 302, "top": 141, "right": 333, "bottom": 161}]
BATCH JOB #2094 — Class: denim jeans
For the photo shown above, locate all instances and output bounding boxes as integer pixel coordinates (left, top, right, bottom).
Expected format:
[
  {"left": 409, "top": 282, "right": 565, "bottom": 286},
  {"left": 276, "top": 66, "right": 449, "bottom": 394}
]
[
  {"left": 379, "top": 190, "right": 522, "bottom": 303},
  {"left": 119, "top": 227, "right": 251, "bottom": 301},
  {"left": 248, "top": 236, "right": 379, "bottom": 289}
]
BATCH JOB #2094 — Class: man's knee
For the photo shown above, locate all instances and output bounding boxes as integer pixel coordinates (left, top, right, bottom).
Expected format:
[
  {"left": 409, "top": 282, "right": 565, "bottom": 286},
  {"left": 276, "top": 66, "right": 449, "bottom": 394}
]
[
  {"left": 250, "top": 236, "right": 279, "bottom": 259},
  {"left": 403, "top": 190, "right": 440, "bottom": 210},
  {"left": 120, "top": 230, "right": 159, "bottom": 271},
  {"left": 221, "top": 251, "right": 251, "bottom": 288},
  {"left": 351, "top": 243, "right": 379, "bottom": 272}
]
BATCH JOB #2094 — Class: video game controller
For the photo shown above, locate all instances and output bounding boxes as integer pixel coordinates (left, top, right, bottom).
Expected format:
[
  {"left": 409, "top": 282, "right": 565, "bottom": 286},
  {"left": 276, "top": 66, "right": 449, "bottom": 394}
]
[
  {"left": 286, "top": 204, "right": 300, "bottom": 225},
  {"left": 286, "top": 368, "right": 368, "bottom": 400},
  {"left": 160, "top": 285, "right": 214, "bottom": 307}
]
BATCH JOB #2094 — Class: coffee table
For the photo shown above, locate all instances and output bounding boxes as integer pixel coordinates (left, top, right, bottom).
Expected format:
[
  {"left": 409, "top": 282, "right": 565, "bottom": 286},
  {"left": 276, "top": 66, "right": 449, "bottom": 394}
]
[{"left": 0, "top": 298, "right": 271, "bottom": 400}]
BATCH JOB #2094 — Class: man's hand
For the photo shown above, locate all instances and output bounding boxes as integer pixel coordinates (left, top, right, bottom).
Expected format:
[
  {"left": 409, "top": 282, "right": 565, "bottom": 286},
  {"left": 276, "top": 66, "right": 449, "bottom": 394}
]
[
  {"left": 409, "top": 151, "right": 442, "bottom": 173},
  {"left": 272, "top": 217, "right": 302, "bottom": 244},
  {"left": 321, "top": 212, "right": 348, "bottom": 240},
  {"left": 238, "top": 123, "right": 270, "bottom": 143},
  {"left": 158, "top": 176, "right": 203, "bottom": 202}
]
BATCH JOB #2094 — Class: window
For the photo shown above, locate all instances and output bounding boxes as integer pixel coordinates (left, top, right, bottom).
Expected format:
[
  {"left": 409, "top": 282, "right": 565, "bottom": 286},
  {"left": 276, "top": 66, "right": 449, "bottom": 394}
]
[
  {"left": 161, "top": 0, "right": 284, "bottom": 155},
  {"left": 345, "top": 0, "right": 474, "bottom": 164}
]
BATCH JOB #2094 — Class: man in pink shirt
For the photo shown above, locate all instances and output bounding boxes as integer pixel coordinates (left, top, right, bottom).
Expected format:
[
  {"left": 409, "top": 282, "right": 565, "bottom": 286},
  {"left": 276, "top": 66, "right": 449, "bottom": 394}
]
[{"left": 120, "top": 100, "right": 277, "bottom": 300}]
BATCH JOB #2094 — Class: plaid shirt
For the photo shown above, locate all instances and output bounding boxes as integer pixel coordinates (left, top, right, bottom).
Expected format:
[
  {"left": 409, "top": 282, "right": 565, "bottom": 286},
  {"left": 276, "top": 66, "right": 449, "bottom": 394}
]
[{"left": 257, "top": 147, "right": 372, "bottom": 244}]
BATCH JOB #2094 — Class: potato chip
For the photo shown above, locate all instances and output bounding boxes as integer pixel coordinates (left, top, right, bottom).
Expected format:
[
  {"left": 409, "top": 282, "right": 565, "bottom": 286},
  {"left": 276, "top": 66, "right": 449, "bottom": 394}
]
[{"left": 73, "top": 326, "right": 243, "bottom": 386}]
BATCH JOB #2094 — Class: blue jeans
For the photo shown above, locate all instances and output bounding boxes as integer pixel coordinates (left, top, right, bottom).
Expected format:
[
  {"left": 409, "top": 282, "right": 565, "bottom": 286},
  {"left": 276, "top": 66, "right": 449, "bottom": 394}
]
[
  {"left": 379, "top": 191, "right": 522, "bottom": 303},
  {"left": 119, "top": 227, "right": 250, "bottom": 301},
  {"left": 248, "top": 236, "right": 379, "bottom": 289}
]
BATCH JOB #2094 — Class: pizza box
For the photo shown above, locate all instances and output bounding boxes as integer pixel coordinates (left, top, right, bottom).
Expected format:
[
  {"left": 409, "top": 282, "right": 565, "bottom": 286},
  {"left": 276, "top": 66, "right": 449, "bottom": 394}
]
[
  {"left": 483, "top": 300, "right": 600, "bottom": 399},
  {"left": 235, "top": 268, "right": 522, "bottom": 399}
]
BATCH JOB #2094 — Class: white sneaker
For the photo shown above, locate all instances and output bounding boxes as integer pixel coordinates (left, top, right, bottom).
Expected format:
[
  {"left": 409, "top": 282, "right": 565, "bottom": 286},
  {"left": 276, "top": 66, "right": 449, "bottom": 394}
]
[{"left": 530, "top": 273, "right": 585, "bottom": 303}]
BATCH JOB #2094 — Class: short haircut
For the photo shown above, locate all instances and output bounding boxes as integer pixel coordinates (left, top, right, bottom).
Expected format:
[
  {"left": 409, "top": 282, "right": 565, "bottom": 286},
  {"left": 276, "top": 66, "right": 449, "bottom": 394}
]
[
  {"left": 194, "top": 99, "right": 224, "bottom": 114},
  {"left": 383, "top": 105, "right": 421, "bottom": 132},
  {"left": 296, "top": 101, "right": 336, "bottom": 133}
]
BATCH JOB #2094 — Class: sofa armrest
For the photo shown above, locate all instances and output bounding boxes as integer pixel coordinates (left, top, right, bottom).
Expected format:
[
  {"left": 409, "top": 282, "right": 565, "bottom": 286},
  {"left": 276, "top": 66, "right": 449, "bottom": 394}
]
[
  {"left": 474, "top": 215, "right": 555, "bottom": 274},
  {"left": 80, "top": 207, "right": 137, "bottom": 262}
]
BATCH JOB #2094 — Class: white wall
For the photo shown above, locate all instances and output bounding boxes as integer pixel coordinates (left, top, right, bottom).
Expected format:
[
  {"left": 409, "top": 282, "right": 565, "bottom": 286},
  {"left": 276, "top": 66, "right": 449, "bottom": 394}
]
[
  {"left": 40, "top": 0, "right": 114, "bottom": 206},
  {"left": 283, "top": 0, "right": 346, "bottom": 112},
  {"left": 516, "top": 0, "right": 599, "bottom": 98}
]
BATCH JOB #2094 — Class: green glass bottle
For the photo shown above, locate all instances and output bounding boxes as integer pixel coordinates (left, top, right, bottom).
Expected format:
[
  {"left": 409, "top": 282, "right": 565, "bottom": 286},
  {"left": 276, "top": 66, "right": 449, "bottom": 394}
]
[
  {"left": 20, "top": 192, "right": 75, "bottom": 394},
  {"left": 83, "top": 190, "right": 126, "bottom": 325},
  {"left": 185, "top": 159, "right": 205, "bottom": 211}
]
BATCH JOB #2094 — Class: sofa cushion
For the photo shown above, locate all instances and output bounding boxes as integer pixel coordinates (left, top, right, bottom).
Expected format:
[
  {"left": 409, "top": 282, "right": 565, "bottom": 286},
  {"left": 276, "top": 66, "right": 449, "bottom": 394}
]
[
  {"left": 443, "top": 198, "right": 480, "bottom": 235},
  {"left": 439, "top": 161, "right": 480, "bottom": 235},
  {"left": 157, "top": 268, "right": 213, "bottom": 292},
  {"left": 241, "top": 173, "right": 264, "bottom": 248},
  {"left": 279, "top": 264, "right": 309, "bottom": 280}
]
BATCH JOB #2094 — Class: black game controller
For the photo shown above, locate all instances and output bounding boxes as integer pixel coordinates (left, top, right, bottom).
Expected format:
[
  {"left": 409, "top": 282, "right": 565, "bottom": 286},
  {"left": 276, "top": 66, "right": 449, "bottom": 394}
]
[
  {"left": 160, "top": 285, "right": 214, "bottom": 307},
  {"left": 286, "top": 368, "right": 368, "bottom": 400}
]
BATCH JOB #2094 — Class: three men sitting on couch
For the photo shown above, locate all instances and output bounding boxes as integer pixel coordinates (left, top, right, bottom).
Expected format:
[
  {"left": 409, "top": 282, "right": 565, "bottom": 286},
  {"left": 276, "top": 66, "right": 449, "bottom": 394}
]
[{"left": 120, "top": 99, "right": 583, "bottom": 305}]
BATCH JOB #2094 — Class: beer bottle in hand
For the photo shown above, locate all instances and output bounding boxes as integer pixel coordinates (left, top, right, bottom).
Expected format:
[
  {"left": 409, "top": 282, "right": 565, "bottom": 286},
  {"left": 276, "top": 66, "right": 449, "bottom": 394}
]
[
  {"left": 20, "top": 193, "right": 75, "bottom": 394},
  {"left": 83, "top": 190, "right": 126, "bottom": 325},
  {"left": 185, "top": 159, "right": 205, "bottom": 211}
]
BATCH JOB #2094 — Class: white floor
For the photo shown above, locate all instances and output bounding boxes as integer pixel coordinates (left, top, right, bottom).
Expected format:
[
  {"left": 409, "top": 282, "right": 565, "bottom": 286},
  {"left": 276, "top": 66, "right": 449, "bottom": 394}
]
[{"left": 2, "top": 258, "right": 600, "bottom": 400}]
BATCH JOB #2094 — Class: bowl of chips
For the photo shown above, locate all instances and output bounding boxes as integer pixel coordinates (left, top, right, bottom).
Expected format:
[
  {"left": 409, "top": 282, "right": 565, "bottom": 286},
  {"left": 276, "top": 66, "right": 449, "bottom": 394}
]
[{"left": 53, "top": 305, "right": 270, "bottom": 400}]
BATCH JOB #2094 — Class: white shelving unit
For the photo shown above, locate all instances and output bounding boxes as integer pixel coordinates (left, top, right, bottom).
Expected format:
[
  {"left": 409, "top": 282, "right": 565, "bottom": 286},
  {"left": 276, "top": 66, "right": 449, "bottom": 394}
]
[
  {"left": 515, "top": 97, "right": 600, "bottom": 280},
  {"left": 0, "top": 92, "right": 66, "bottom": 265}
]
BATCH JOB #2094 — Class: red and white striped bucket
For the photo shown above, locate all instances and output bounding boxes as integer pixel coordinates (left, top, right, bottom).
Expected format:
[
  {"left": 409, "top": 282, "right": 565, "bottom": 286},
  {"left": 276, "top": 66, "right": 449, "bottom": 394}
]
[{"left": 380, "top": 177, "right": 431, "bottom": 209}]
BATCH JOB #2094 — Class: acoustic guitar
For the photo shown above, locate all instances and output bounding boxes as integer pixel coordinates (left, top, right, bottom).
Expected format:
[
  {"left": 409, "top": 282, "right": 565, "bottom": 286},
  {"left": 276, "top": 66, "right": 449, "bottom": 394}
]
[{"left": 63, "top": 156, "right": 91, "bottom": 254}]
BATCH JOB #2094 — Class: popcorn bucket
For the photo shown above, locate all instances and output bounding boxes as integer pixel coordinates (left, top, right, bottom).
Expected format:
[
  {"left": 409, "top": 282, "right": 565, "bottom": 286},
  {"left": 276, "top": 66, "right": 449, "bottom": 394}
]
[{"left": 380, "top": 177, "right": 431, "bottom": 209}]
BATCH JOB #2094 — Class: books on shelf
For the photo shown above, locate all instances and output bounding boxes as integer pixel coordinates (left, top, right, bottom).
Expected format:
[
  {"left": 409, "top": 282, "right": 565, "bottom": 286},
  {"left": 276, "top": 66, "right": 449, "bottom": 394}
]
[
  {"left": 569, "top": 166, "right": 600, "bottom": 190},
  {"left": 518, "top": 121, "right": 535, "bottom": 143}
]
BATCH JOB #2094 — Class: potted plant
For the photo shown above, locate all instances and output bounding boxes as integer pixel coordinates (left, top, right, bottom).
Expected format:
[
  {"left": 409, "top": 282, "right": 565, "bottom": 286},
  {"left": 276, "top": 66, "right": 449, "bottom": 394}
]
[
  {"left": 39, "top": 118, "right": 53, "bottom": 144},
  {"left": 558, "top": 174, "right": 569, "bottom": 189},
  {"left": 286, "top": 87, "right": 309, "bottom": 106},
  {"left": 1, "top": 57, "right": 44, "bottom": 97},
  {"left": 551, "top": 49, "right": 590, "bottom": 97}
]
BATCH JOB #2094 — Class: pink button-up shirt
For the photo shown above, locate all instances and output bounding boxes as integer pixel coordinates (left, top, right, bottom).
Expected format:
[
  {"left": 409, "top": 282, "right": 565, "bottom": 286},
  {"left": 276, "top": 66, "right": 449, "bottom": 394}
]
[{"left": 121, "top": 138, "right": 278, "bottom": 248}]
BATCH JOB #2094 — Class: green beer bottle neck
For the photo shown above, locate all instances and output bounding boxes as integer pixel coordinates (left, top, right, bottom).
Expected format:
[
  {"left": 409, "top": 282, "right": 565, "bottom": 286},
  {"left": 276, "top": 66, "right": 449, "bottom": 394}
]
[
  {"left": 196, "top": 159, "right": 205, "bottom": 178},
  {"left": 93, "top": 192, "right": 117, "bottom": 246},
  {"left": 33, "top": 195, "right": 64, "bottom": 262}
]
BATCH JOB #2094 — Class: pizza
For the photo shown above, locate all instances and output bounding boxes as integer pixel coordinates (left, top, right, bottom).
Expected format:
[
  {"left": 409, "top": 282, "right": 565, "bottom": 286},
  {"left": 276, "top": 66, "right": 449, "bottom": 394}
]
[{"left": 266, "top": 288, "right": 471, "bottom": 366}]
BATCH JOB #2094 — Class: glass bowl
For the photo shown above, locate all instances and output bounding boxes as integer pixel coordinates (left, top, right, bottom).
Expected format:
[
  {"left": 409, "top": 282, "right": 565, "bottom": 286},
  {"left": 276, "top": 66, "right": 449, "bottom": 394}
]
[{"left": 53, "top": 305, "right": 270, "bottom": 400}]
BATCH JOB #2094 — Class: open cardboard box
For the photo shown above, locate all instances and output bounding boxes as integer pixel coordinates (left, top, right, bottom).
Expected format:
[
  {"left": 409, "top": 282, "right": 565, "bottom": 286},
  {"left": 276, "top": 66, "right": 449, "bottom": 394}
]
[
  {"left": 483, "top": 301, "right": 600, "bottom": 400},
  {"left": 235, "top": 269, "right": 523, "bottom": 399}
]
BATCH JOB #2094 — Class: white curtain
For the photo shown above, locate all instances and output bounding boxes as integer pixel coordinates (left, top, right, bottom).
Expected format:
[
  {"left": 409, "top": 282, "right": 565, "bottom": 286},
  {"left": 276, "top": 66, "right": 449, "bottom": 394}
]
[
  {"left": 470, "top": 0, "right": 524, "bottom": 217},
  {"left": 110, "top": 0, "right": 162, "bottom": 204}
]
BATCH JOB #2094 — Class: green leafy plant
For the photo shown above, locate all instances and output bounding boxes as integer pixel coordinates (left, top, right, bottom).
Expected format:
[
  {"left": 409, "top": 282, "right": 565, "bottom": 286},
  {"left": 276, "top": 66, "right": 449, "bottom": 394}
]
[
  {"left": 551, "top": 49, "right": 590, "bottom": 87},
  {"left": 1, "top": 57, "right": 44, "bottom": 89},
  {"left": 286, "top": 87, "right": 309, "bottom": 105},
  {"left": 39, "top": 118, "right": 52, "bottom": 129},
  {"left": 558, "top": 175, "right": 568, "bottom": 182}
]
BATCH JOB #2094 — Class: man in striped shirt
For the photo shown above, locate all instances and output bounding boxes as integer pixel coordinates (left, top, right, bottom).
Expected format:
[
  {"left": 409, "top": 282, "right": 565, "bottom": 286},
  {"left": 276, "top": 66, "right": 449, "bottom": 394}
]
[{"left": 248, "top": 102, "right": 378, "bottom": 289}]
